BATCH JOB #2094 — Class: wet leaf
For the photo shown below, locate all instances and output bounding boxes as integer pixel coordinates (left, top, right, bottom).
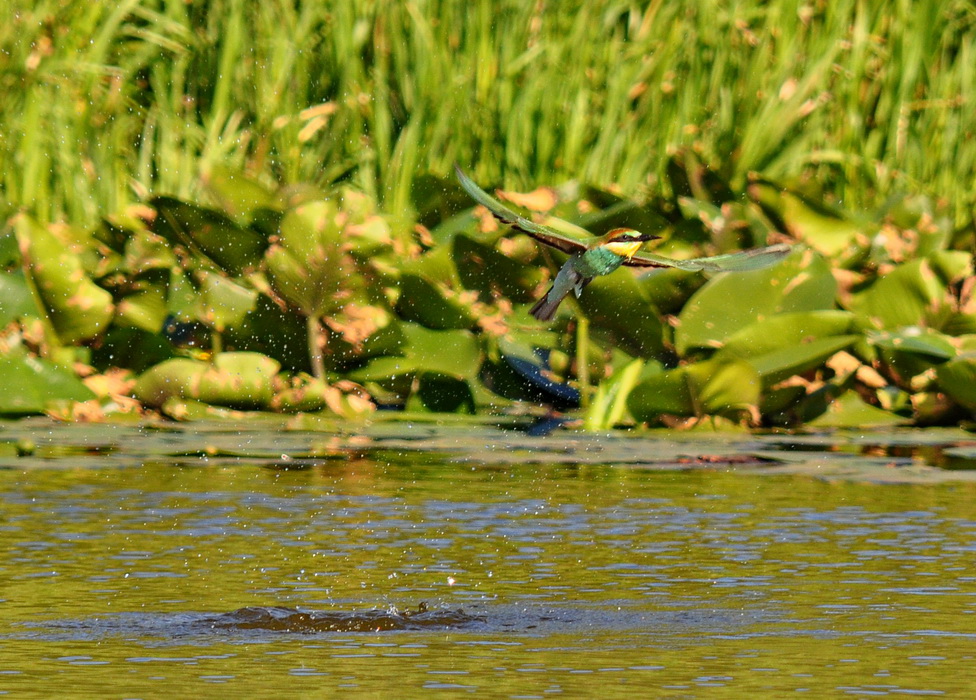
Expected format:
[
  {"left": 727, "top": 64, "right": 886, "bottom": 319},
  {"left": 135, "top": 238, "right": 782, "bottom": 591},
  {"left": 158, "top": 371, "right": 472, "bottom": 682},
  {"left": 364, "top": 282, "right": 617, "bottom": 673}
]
[
  {"left": 0, "top": 269, "right": 38, "bottom": 326},
  {"left": 935, "top": 354, "right": 976, "bottom": 414},
  {"left": 749, "top": 181, "right": 865, "bottom": 255},
  {"left": 396, "top": 246, "right": 476, "bottom": 330},
  {"left": 676, "top": 248, "right": 833, "bottom": 354},
  {"left": 453, "top": 232, "right": 541, "bottom": 303},
  {"left": 808, "top": 391, "right": 908, "bottom": 428},
  {"left": 579, "top": 270, "right": 666, "bottom": 359},
  {"left": 134, "top": 352, "right": 280, "bottom": 409},
  {"left": 408, "top": 373, "right": 476, "bottom": 413},
  {"left": 628, "top": 358, "right": 760, "bottom": 421},
  {"left": 195, "top": 272, "right": 258, "bottom": 333},
  {"left": 584, "top": 358, "right": 648, "bottom": 430},
  {"left": 715, "top": 311, "right": 859, "bottom": 386},
  {"left": 0, "top": 355, "right": 95, "bottom": 415},
  {"left": 114, "top": 273, "right": 169, "bottom": 332},
  {"left": 124, "top": 231, "right": 178, "bottom": 275},
  {"left": 270, "top": 373, "right": 329, "bottom": 413},
  {"left": 14, "top": 214, "right": 114, "bottom": 344},
  {"left": 203, "top": 166, "right": 277, "bottom": 223},
  {"left": 349, "top": 324, "right": 481, "bottom": 382},
  {"left": 719, "top": 310, "right": 856, "bottom": 357},
  {"left": 848, "top": 253, "right": 970, "bottom": 331},
  {"left": 151, "top": 197, "right": 267, "bottom": 276},
  {"left": 266, "top": 200, "right": 357, "bottom": 317},
  {"left": 637, "top": 268, "right": 704, "bottom": 315}
]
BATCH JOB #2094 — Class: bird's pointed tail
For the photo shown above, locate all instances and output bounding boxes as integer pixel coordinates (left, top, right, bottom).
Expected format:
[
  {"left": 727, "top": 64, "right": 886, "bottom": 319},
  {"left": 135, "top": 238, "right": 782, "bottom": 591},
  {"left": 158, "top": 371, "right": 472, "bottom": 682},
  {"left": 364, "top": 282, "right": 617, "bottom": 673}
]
[
  {"left": 530, "top": 265, "right": 584, "bottom": 321},
  {"left": 529, "top": 289, "right": 566, "bottom": 321}
]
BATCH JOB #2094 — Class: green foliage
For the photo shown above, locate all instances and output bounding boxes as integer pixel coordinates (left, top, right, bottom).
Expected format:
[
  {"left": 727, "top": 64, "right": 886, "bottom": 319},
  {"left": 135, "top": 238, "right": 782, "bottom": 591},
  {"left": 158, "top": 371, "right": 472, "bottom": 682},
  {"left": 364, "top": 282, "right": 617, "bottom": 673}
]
[
  {"left": 2, "top": 1, "right": 976, "bottom": 426},
  {"left": 6, "top": 2, "right": 976, "bottom": 228}
]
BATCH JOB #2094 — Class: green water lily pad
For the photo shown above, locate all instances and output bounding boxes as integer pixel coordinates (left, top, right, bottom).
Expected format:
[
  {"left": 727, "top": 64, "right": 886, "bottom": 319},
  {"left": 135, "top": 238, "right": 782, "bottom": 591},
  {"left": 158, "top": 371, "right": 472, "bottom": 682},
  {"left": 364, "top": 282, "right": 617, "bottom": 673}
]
[
  {"left": 408, "top": 373, "right": 476, "bottom": 414},
  {"left": 0, "top": 269, "right": 38, "bottom": 326},
  {"left": 134, "top": 352, "right": 280, "bottom": 409},
  {"left": 266, "top": 200, "right": 362, "bottom": 317},
  {"left": 0, "top": 355, "right": 95, "bottom": 415},
  {"left": 453, "top": 232, "right": 540, "bottom": 303},
  {"left": 14, "top": 214, "right": 114, "bottom": 344},
  {"left": 712, "top": 310, "right": 858, "bottom": 386},
  {"left": 741, "top": 335, "right": 860, "bottom": 387},
  {"left": 869, "top": 327, "right": 956, "bottom": 383},
  {"left": 580, "top": 271, "right": 666, "bottom": 359},
  {"left": 719, "top": 310, "right": 856, "bottom": 357},
  {"left": 350, "top": 324, "right": 481, "bottom": 382},
  {"left": 935, "top": 354, "right": 976, "bottom": 413},
  {"left": 637, "top": 268, "right": 705, "bottom": 315},
  {"left": 676, "top": 248, "right": 833, "bottom": 354},
  {"left": 750, "top": 182, "right": 865, "bottom": 255},
  {"left": 270, "top": 373, "right": 329, "bottom": 413},
  {"left": 628, "top": 358, "right": 760, "bottom": 421},
  {"left": 114, "top": 273, "right": 169, "bottom": 332},
  {"left": 584, "top": 358, "right": 649, "bottom": 430},
  {"left": 808, "top": 391, "right": 908, "bottom": 428},
  {"left": 396, "top": 246, "right": 476, "bottom": 330},
  {"left": 203, "top": 166, "right": 277, "bottom": 223},
  {"left": 849, "top": 252, "right": 972, "bottom": 332},
  {"left": 151, "top": 197, "right": 267, "bottom": 276},
  {"left": 195, "top": 272, "right": 258, "bottom": 333}
]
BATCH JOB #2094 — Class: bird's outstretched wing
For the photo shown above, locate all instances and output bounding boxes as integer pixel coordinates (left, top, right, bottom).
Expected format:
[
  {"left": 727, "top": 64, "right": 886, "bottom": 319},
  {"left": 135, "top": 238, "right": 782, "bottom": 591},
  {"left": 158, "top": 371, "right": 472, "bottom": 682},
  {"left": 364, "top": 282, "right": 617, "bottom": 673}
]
[
  {"left": 455, "top": 164, "right": 588, "bottom": 254},
  {"left": 456, "top": 164, "right": 793, "bottom": 271},
  {"left": 625, "top": 244, "right": 793, "bottom": 271}
]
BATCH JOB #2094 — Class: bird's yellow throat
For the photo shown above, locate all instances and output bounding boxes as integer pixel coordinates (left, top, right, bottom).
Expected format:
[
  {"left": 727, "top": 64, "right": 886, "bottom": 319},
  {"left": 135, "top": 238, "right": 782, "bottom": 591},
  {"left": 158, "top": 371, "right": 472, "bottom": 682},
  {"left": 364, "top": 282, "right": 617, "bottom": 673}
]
[{"left": 601, "top": 239, "right": 645, "bottom": 260}]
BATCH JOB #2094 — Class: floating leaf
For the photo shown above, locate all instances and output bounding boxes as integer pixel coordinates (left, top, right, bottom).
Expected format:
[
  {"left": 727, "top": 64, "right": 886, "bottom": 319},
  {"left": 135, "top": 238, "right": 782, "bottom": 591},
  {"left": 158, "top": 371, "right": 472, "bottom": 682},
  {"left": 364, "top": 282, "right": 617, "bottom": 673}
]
[
  {"left": 628, "top": 358, "right": 760, "bottom": 421},
  {"left": 408, "top": 373, "right": 476, "bottom": 413},
  {"left": 203, "top": 166, "right": 276, "bottom": 223},
  {"left": 579, "top": 270, "right": 667, "bottom": 358},
  {"left": 935, "top": 354, "right": 976, "bottom": 414},
  {"left": 848, "top": 253, "right": 971, "bottom": 331},
  {"left": 584, "top": 358, "right": 648, "bottom": 430},
  {"left": 719, "top": 310, "right": 856, "bottom": 357},
  {"left": 114, "top": 272, "right": 169, "bottom": 332},
  {"left": 715, "top": 311, "right": 859, "bottom": 386},
  {"left": 0, "top": 269, "right": 38, "bottom": 326},
  {"left": 266, "top": 200, "right": 355, "bottom": 316},
  {"left": 134, "top": 352, "right": 280, "bottom": 409},
  {"left": 270, "top": 373, "right": 329, "bottom": 413},
  {"left": 637, "top": 268, "right": 705, "bottom": 315},
  {"left": 396, "top": 246, "right": 476, "bottom": 330},
  {"left": 676, "top": 248, "right": 833, "bottom": 354},
  {"left": 453, "top": 232, "right": 541, "bottom": 303},
  {"left": 0, "top": 355, "right": 95, "bottom": 415},
  {"left": 808, "top": 391, "right": 907, "bottom": 428},
  {"left": 750, "top": 181, "right": 865, "bottom": 255},
  {"left": 151, "top": 197, "right": 267, "bottom": 275},
  {"left": 195, "top": 272, "right": 258, "bottom": 333},
  {"left": 14, "top": 214, "right": 114, "bottom": 344}
]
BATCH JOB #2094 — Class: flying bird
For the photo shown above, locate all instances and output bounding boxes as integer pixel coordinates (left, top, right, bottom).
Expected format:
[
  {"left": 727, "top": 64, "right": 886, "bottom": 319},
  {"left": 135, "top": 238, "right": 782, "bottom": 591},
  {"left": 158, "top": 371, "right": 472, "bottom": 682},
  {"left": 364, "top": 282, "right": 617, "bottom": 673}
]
[{"left": 455, "top": 164, "right": 792, "bottom": 321}]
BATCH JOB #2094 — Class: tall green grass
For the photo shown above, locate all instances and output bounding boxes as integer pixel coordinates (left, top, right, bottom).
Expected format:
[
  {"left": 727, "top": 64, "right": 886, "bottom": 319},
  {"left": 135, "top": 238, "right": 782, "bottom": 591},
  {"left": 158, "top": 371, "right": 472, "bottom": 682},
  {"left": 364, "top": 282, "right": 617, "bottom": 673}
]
[{"left": 2, "top": 0, "right": 975, "bottom": 227}]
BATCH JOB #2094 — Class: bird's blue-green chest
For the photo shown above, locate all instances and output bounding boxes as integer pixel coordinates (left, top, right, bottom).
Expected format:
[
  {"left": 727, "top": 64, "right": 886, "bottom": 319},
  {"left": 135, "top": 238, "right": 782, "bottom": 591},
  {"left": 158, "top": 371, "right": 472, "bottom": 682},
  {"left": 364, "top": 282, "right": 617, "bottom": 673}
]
[{"left": 572, "top": 246, "right": 626, "bottom": 277}]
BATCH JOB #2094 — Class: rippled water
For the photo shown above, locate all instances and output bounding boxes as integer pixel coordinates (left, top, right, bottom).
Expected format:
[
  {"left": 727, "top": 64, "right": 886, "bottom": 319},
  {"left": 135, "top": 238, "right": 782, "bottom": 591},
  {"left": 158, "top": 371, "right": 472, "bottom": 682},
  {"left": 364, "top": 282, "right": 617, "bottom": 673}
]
[{"left": 1, "top": 421, "right": 975, "bottom": 696}]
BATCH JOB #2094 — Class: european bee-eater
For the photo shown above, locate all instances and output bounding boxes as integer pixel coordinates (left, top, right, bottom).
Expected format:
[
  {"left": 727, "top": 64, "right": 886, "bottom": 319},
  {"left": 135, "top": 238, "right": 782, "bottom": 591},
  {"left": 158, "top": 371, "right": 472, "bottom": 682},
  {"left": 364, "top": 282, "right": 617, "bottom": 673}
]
[
  {"left": 455, "top": 165, "right": 793, "bottom": 321},
  {"left": 529, "top": 227, "right": 659, "bottom": 320}
]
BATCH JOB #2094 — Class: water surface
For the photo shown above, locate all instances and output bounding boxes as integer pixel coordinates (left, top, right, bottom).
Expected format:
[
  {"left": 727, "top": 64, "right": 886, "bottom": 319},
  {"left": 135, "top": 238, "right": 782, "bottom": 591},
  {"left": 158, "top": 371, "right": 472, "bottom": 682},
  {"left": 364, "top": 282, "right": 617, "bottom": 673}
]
[{"left": 1, "top": 421, "right": 975, "bottom": 696}]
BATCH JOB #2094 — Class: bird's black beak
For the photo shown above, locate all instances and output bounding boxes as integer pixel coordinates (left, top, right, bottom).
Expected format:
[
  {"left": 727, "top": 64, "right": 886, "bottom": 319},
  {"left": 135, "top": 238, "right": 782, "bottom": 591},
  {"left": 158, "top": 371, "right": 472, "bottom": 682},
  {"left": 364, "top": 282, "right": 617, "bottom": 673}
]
[{"left": 636, "top": 233, "right": 662, "bottom": 242}]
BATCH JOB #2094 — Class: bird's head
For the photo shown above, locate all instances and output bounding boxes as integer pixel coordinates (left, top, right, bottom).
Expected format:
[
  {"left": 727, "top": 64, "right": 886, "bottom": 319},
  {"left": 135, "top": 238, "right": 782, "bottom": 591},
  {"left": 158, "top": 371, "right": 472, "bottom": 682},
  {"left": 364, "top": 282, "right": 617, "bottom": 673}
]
[{"left": 596, "top": 228, "right": 660, "bottom": 259}]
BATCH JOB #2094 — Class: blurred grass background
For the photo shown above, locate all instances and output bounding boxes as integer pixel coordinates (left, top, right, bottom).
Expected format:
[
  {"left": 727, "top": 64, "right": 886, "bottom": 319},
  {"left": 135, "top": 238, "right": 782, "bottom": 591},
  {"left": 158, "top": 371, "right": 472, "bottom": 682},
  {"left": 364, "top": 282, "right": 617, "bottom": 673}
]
[{"left": 2, "top": 0, "right": 974, "bottom": 228}]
